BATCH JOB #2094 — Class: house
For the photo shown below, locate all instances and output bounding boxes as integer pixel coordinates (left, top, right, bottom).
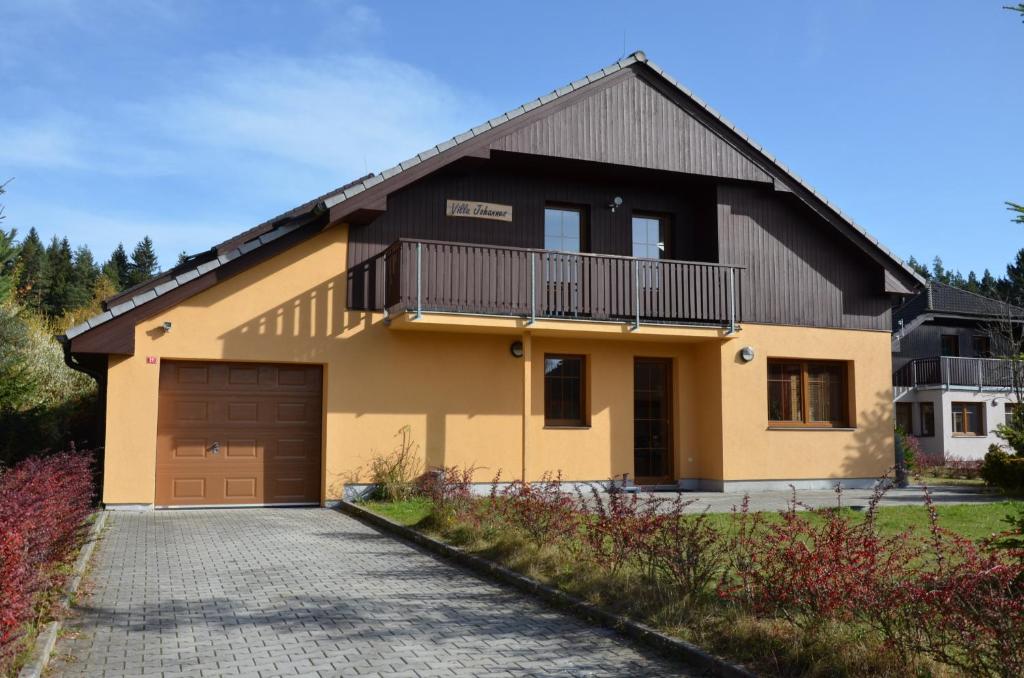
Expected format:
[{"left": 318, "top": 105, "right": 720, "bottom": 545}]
[
  {"left": 893, "top": 281, "right": 1023, "bottom": 461},
  {"left": 61, "top": 51, "right": 923, "bottom": 509}
]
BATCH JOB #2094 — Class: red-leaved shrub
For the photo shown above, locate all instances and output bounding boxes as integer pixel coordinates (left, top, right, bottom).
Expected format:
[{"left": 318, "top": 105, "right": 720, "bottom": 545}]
[
  {"left": 0, "top": 448, "right": 94, "bottom": 665},
  {"left": 493, "top": 472, "right": 579, "bottom": 547}
]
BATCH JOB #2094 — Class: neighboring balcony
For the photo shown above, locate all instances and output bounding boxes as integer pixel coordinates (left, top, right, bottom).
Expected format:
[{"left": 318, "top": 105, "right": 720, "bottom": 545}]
[
  {"left": 350, "top": 239, "right": 744, "bottom": 331},
  {"left": 895, "top": 356, "right": 1022, "bottom": 391}
]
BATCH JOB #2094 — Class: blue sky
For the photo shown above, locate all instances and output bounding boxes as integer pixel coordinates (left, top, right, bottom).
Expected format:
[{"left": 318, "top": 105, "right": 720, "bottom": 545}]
[{"left": 2, "top": 1, "right": 1021, "bottom": 277}]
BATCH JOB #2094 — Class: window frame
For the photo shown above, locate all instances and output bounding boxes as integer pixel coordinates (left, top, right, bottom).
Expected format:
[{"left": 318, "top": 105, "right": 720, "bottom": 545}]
[
  {"left": 543, "top": 204, "right": 589, "bottom": 254},
  {"left": 543, "top": 353, "right": 588, "bottom": 428},
  {"left": 951, "top": 401, "right": 985, "bottom": 437},
  {"left": 630, "top": 211, "right": 671, "bottom": 260},
  {"left": 919, "top": 402, "right": 936, "bottom": 437},
  {"left": 972, "top": 335, "right": 992, "bottom": 358},
  {"left": 940, "top": 334, "right": 960, "bottom": 357},
  {"left": 895, "top": 402, "right": 914, "bottom": 435},
  {"left": 1006, "top": 403, "right": 1019, "bottom": 427},
  {"left": 767, "top": 359, "right": 851, "bottom": 429}
]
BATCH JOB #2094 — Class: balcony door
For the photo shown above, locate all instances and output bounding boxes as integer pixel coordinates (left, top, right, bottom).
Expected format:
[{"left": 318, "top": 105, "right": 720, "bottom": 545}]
[
  {"left": 634, "top": 358, "right": 674, "bottom": 484},
  {"left": 543, "top": 206, "right": 587, "bottom": 317}
]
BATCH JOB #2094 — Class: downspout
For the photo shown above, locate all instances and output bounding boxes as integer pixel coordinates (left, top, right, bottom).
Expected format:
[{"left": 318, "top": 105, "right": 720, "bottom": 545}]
[{"left": 57, "top": 335, "right": 108, "bottom": 451}]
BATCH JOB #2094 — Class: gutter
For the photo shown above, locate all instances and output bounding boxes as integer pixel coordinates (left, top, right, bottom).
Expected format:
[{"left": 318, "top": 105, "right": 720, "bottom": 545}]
[{"left": 57, "top": 334, "right": 108, "bottom": 449}]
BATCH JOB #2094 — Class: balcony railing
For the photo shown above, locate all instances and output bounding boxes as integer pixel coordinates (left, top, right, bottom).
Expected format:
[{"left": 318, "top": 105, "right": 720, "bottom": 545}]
[
  {"left": 350, "top": 239, "right": 744, "bottom": 329},
  {"left": 895, "top": 356, "right": 1022, "bottom": 390}
]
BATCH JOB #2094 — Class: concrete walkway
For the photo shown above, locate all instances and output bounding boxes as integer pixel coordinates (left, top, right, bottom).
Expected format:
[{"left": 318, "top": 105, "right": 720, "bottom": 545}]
[
  {"left": 50, "top": 509, "right": 695, "bottom": 678},
  {"left": 645, "top": 484, "right": 1004, "bottom": 513}
]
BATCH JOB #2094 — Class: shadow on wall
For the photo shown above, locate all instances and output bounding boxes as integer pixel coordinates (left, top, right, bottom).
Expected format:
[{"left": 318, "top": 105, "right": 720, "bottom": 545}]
[
  {"left": 207, "top": 278, "right": 531, "bottom": 494},
  {"left": 843, "top": 389, "right": 897, "bottom": 481}
]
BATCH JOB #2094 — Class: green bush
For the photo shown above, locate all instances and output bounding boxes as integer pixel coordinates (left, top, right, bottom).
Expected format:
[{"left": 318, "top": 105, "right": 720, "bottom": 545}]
[{"left": 981, "top": 446, "right": 1024, "bottom": 495}]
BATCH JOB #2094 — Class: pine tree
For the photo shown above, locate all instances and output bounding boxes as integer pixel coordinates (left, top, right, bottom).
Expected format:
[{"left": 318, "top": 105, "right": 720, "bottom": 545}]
[
  {"left": 932, "top": 256, "right": 951, "bottom": 285},
  {"left": 43, "top": 237, "right": 75, "bottom": 317},
  {"left": 176, "top": 251, "right": 190, "bottom": 267},
  {"left": 0, "top": 228, "right": 17, "bottom": 303},
  {"left": 16, "top": 227, "right": 47, "bottom": 309},
  {"left": 1001, "top": 248, "right": 1024, "bottom": 304},
  {"left": 907, "top": 256, "right": 931, "bottom": 280},
  {"left": 127, "top": 236, "right": 158, "bottom": 287},
  {"left": 981, "top": 269, "right": 998, "bottom": 294},
  {"left": 965, "top": 271, "right": 981, "bottom": 294},
  {"left": 102, "top": 243, "right": 131, "bottom": 291},
  {"left": 69, "top": 245, "right": 100, "bottom": 309}
]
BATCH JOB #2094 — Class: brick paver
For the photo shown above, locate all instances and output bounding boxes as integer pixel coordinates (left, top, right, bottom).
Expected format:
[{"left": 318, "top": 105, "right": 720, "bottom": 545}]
[{"left": 51, "top": 509, "right": 695, "bottom": 677}]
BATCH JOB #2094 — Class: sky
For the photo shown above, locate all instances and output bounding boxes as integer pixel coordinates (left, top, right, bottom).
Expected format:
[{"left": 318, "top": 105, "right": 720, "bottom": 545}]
[{"left": 1, "top": 1, "right": 1022, "bottom": 278}]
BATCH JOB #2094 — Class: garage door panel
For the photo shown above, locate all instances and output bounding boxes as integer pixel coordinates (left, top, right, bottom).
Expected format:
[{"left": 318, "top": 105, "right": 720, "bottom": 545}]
[{"left": 156, "top": 361, "right": 322, "bottom": 507}]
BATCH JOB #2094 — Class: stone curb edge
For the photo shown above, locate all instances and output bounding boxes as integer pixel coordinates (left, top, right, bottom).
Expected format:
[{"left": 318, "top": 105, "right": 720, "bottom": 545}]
[
  {"left": 338, "top": 500, "right": 757, "bottom": 678},
  {"left": 18, "top": 510, "right": 109, "bottom": 678}
]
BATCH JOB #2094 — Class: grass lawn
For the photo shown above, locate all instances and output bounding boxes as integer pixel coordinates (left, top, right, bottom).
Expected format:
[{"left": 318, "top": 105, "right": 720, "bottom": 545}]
[{"left": 361, "top": 496, "right": 1022, "bottom": 542}]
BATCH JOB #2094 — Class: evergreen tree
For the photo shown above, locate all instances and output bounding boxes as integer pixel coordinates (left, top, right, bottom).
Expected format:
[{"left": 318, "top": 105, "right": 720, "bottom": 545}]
[
  {"left": 907, "top": 255, "right": 931, "bottom": 280},
  {"left": 965, "top": 271, "right": 981, "bottom": 294},
  {"left": 1001, "top": 248, "right": 1024, "bottom": 304},
  {"left": 176, "top": 251, "right": 190, "bottom": 267},
  {"left": 16, "top": 227, "right": 47, "bottom": 309},
  {"left": 932, "top": 256, "right": 951, "bottom": 285},
  {"left": 981, "top": 269, "right": 998, "bottom": 294},
  {"left": 102, "top": 243, "right": 131, "bottom": 291},
  {"left": 42, "top": 237, "right": 75, "bottom": 317},
  {"left": 127, "top": 236, "right": 158, "bottom": 286},
  {"left": 69, "top": 245, "right": 100, "bottom": 309},
  {"left": 0, "top": 228, "right": 17, "bottom": 303}
]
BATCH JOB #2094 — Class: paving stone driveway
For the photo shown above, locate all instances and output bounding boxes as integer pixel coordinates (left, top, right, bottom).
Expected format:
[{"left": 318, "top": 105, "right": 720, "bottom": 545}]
[{"left": 51, "top": 509, "right": 695, "bottom": 677}]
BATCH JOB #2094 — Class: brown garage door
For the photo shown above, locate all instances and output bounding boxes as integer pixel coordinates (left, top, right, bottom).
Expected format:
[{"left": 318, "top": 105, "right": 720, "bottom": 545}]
[{"left": 156, "top": 361, "right": 323, "bottom": 507}]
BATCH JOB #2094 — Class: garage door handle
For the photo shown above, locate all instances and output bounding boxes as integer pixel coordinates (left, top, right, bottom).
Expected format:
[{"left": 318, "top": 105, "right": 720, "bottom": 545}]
[{"left": 209, "top": 441, "right": 220, "bottom": 455}]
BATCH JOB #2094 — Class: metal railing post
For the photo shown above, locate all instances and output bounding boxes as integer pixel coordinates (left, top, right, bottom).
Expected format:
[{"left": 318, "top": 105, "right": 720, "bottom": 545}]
[
  {"left": 632, "top": 259, "right": 640, "bottom": 330},
  {"left": 977, "top": 359, "right": 984, "bottom": 391},
  {"left": 942, "top": 356, "right": 949, "bottom": 390},
  {"left": 728, "top": 268, "right": 736, "bottom": 334},
  {"left": 528, "top": 252, "right": 536, "bottom": 325},
  {"left": 911, "top": 360, "right": 918, "bottom": 388},
  {"left": 415, "top": 242, "right": 422, "bottom": 320}
]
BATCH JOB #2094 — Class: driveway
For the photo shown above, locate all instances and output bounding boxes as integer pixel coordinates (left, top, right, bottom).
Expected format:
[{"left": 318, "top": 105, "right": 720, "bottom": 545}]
[{"left": 51, "top": 509, "right": 695, "bottom": 678}]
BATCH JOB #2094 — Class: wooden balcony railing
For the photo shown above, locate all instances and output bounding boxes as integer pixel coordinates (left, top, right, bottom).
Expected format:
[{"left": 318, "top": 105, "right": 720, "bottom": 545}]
[
  {"left": 894, "top": 356, "right": 1021, "bottom": 390},
  {"left": 349, "top": 239, "right": 744, "bottom": 329}
]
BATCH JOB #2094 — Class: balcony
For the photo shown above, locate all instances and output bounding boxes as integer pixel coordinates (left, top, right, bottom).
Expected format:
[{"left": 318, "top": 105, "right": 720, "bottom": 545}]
[
  {"left": 895, "top": 356, "right": 1022, "bottom": 390},
  {"left": 350, "top": 239, "right": 744, "bottom": 331}
]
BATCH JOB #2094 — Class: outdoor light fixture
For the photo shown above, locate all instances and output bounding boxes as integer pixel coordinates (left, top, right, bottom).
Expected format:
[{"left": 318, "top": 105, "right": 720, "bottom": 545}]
[
  {"left": 739, "top": 346, "right": 755, "bottom": 363},
  {"left": 509, "top": 341, "right": 524, "bottom": 358},
  {"left": 162, "top": 321, "right": 173, "bottom": 333},
  {"left": 608, "top": 196, "right": 623, "bottom": 212}
]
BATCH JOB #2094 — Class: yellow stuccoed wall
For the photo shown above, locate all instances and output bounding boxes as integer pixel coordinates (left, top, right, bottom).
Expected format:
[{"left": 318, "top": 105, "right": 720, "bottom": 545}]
[{"left": 101, "top": 223, "right": 895, "bottom": 504}]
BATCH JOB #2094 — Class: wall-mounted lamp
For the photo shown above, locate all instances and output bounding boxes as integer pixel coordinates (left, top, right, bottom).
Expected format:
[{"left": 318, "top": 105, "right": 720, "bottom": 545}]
[
  {"left": 608, "top": 196, "right": 623, "bottom": 213},
  {"left": 739, "top": 346, "right": 755, "bottom": 363},
  {"left": 162, "top": 321, "right": 173, "bottom": 334},
  {"left": 509, "top": 340, "right": 524, "bottom": 358}
]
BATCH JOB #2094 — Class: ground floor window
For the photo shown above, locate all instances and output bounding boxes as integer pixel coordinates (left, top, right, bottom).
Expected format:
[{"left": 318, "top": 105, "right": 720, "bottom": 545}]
[
  {"left": 544, "top": 354, "right": 586, "bottom": 427},
  {"left": 1007, "top": 403, "right": 1019, "bottom": 426},
  {"left": 919, "top": 402, "right": 935, "bottom": 437},
  {"left": 951, "top": 402, "right": 984, "bottom": 436},
  {"left": 895, "top": 402, "right": 913, "bottom": 434},
  {"left": 767, "top": 359, "right": 849, "bottom": 427}
]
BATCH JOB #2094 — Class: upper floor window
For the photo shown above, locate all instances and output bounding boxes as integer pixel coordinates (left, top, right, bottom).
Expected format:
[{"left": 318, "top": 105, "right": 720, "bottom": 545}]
[
  {"left": 632, "top": 214, "right": 668, "bottom": 260},
  {"left": 972, "top": 335, "right": 992, "bottom": 358},
  {"left": 544, "top": 206, "right": 585, "bottom": 253},
  {"left": 767, "top": 359, "right": 850, "bottom": 427},
  {"left": 940, "top": 334, "right": 960, "bottom": 357}
]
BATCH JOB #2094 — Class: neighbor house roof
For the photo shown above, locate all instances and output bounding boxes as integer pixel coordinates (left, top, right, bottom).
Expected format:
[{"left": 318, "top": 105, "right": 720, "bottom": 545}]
[
  {"left": 896, "top": 281, "right": 1024, "bottom": 327},
  {"left": 64, "top": 50, "right": 925, "bottom": 349}
]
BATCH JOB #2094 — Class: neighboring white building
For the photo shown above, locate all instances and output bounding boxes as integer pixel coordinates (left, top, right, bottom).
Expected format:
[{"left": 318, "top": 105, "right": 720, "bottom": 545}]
[{"left": 892, "top": 282, "right": 1022, "bottom": 462}]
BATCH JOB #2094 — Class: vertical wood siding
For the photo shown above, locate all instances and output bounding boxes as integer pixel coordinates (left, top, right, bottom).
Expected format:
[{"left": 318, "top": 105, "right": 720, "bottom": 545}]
[
  {"left": 716, "top": 183, "right": 891, "bottom": 331},
  {"left": 492, "top": 71, "right": 774, "bottom": 185}
]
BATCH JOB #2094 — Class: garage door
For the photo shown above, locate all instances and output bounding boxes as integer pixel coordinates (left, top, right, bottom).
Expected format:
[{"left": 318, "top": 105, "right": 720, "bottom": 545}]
[{"left": 156, "top": 361, "right": 323, "bottom": 507}]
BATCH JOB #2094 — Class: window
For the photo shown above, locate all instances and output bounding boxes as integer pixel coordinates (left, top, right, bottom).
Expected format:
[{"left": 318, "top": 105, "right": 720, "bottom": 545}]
[
  {"left": 544, "top": 206, "right": 585, "bottom": 253},
  {"left": 544, "top": 355, "right": 586, "bottom": 427},
  {"left": 972, "top": 335, "right": 992, "bottom": 358},
  {"left": 631, "top": 214, "right": 668, "bottom": 260},
  {"left": 1006, "top": 403, "right": 1019, "bottom": 427},
  {"left": 919, "top": 402, "right": 935, "bottom": 437},
  {"left": 951, "top": 402, "right": 984, "bottom": 436},
  {"left": 895, "top": 402, "right": 913, "bottom": 435},
  {"left": 940, "top": 334, "right": 960, "bottom": 357},
  {"left": 767, "top": 360, "right": 849, "bottom": 427}
]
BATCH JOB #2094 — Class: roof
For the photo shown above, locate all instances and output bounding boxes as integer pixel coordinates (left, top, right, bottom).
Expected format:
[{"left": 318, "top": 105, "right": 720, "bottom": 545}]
[
  {"left": 896, "top": 281, "right": 1024, "bottom": 325},
  {"left": 65, "top": 50, "right": 924, "bottom": 345}
]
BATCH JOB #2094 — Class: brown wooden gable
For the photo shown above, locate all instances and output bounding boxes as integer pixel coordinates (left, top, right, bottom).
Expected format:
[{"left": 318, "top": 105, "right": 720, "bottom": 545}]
[{"left": 491, "top": 69, "right": 773, "bottom": 184}]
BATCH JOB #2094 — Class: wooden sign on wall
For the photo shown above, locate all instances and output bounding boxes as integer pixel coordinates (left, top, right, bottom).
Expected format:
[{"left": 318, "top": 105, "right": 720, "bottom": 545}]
[{"left": 446, "top": 199, "right": 513, "bottom": 222}]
